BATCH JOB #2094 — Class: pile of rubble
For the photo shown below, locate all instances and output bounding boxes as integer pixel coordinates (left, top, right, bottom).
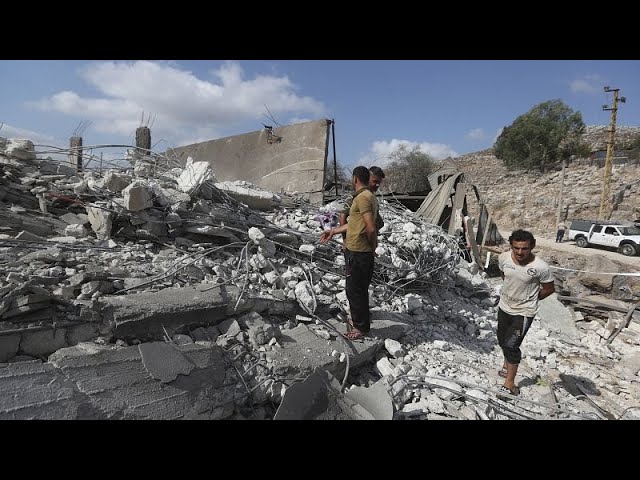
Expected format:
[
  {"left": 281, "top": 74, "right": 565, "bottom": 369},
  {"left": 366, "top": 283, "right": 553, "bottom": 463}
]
[{"left": 2, "top": 136, "right": 640, "bottom": 420}]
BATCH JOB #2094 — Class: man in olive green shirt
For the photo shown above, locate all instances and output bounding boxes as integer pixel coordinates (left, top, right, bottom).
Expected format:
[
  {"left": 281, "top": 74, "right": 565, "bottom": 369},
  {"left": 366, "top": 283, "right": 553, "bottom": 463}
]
[
  {"left": 339, "top": 166, "right": 385, "bottom": 235},
  {"left": 320, "top": 166, "right": 378, "bottom": 340}
]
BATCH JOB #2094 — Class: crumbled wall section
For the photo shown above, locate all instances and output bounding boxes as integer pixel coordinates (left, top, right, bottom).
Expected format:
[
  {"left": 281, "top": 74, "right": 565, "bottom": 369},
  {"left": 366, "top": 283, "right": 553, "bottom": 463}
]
[{"left": 169, "top": 119, "right": 331, "bottom": 204}]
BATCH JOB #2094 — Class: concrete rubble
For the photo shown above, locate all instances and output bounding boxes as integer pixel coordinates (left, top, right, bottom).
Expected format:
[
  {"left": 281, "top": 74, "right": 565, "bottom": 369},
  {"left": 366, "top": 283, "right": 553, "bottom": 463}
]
[{"left": 2, "top": 136, "right": 640, "bottom": 420}]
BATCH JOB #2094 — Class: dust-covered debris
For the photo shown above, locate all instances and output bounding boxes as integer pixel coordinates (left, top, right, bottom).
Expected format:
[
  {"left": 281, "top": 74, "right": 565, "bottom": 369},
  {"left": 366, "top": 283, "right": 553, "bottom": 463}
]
[{"left": 1, "top": 136, "right": 639, "bottom": 420}]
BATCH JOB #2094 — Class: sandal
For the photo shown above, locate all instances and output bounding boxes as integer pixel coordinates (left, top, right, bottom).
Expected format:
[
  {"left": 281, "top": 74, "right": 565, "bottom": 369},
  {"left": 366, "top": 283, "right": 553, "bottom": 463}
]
[
  {"left": 498, "top": 367, "right": 508, "bottom": 378},
  {"left": 497, "top": 385, "right": 520, "bottom": 400},
  {"left": 343, "top": 329, "right": 366, "bottom": 341},
  {"left": 336, "top": 312, "right": 354, "bottom": 331}
]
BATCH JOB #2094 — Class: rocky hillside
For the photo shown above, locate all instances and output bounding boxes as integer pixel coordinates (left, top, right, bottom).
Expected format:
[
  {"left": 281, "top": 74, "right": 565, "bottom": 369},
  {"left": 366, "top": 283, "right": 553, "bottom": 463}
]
[
  {"left": 583, "top": 125, "right": 640, "bottom": 151},
  {"left": 454, "top": 126, "right": 640, "bottom": 238}
]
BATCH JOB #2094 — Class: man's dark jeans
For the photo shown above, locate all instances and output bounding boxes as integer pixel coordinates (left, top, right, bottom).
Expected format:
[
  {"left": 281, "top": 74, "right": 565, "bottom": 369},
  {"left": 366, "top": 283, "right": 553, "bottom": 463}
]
[{"left": 344, "top": 249, "right": 375, "bottom": 333}]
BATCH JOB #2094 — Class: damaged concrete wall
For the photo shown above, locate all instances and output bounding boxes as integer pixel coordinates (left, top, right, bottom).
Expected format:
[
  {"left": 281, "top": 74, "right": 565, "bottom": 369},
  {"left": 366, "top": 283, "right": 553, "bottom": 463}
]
[{"left": 169, "top": 119, "right": 331, "bottom": 204}]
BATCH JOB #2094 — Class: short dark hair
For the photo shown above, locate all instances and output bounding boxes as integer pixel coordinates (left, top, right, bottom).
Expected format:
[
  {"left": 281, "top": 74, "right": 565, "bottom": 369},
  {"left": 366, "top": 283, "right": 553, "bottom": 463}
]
[
  {"left": 509, "top": 229, "right": 536, "bottom": 248},
  {"left": 369, "top": 166, "right": 385, "bottom": 179},
  {"left": 352, "top": 166, "right": 370, "bottom": 185}
]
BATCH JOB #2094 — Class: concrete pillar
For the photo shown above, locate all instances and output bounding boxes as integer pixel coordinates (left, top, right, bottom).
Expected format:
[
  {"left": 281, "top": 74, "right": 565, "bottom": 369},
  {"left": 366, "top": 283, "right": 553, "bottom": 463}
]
[
  {"left": 136, "top": 127, "right": 151, "bottom": 156},
  {"left": 69, "top": 136, "right": 83, "bottom": 172}
]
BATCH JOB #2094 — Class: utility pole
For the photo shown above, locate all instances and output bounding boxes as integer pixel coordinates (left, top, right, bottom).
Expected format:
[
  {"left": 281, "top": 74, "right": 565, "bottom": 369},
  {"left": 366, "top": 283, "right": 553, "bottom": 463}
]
[{"left": 599, "top": 86, "right": 626, "bottom": 220}]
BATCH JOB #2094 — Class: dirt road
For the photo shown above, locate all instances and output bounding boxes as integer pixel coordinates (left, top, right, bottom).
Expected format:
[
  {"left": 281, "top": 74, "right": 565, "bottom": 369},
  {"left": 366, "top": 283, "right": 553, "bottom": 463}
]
[
  {"left": 534, "top": 236, "right": 640, "bottom": 270},
  {"left": 497, "top": 231, "right": 640, "bottom": 270}
]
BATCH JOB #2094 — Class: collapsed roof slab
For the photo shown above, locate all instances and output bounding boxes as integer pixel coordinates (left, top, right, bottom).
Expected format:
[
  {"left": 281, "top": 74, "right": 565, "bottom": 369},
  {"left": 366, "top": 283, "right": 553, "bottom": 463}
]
[
  {"left": 101, "top": 286, "right": 296, "bottom": 341},
  {"left": 16, "top": 342, "right": 232, "bottom": 420},
  {"left": 169, "top": 119, "right": 331, "bottom": 205},
  {"left": 0, "top": 359, "right": 102, "bottom": 420}
]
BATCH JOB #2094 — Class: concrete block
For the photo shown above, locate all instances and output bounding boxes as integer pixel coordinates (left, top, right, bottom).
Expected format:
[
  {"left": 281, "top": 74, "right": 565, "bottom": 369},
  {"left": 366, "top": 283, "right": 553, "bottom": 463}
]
[
  {"left": 20, "top": 329, "right": 67, "bottom": 357},
  {"left": 375, "top": 357, "right": 395, "bottom": 377},
  {"left": 384, "top": 338, "right": 405, "bottom": 358},
  {"left": 122, "top": 181, "right": 153, "bottom": 211},
  {"left": 0, "top": 335, "right": 20, "bottom": 363},
  {"left": 67, "top": 323, "right": 99, "bottom": 346}
]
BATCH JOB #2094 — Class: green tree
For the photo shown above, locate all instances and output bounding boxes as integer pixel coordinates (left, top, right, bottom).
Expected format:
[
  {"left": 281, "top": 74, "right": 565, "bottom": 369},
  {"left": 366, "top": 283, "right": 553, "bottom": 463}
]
[
  {"left": 494, "top": 99, "right": 586, "bottom": 171},
  {"left": 384, "top": 145, "right": 435, "bottom": 192},
  {"left": 324, "top": 158, "right": 350, "bottom": 189}
]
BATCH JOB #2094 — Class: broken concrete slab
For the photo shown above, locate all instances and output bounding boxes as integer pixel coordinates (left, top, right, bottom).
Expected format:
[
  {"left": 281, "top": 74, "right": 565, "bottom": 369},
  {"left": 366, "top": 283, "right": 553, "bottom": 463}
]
[
  {"left": 139, "top": 342, "right": 195, "bottom": 383},
  {"left": 122, "top": 181, "right": 153, "bottom": 211},
  {"left": 0, "top": 335, "right": 21, "bottom": 363},
  {"left": 4, "top": 139, "right": 36, "bottom": 161},
  {"left": 86, "top": 204, "right": 113, "bottom": 239},
  {"left": 215, "top": 181, "right": 281, "bottom": 210},
  {"left": 345, "top": 380, "right": 394, "bottom": 420},
  {"left": 177, "top": 158, "right": 216, "bottom": 194},
  {"left": 66, "top": 323, "right": 100, "bottom": 346},
  {"left": 2, "top": 303, "right": 52, "bottom": 320},
  {"left": 102, "top": 285, "right": 294, "bottom": 341},
  {"left": 537, "top": 293, "right": 580, "bottom": 341},
  {"left": 102, "top": 285, "right": 236, "bottom": 340},
  {"left": 274, "top": 368, "right": 391, "bottom": 420},
  {"left": 267, "top": 311, "right": 412, "bottom": 381},
  {"left": 0, "top": 360, "right": 100, "bottom": 420},
  {"left": 44, "top": 342, "right": 231, "bottom": 419},
  {"left": 20, "top": 328, "right": 67, "bottom": 357},
  {"left": 100, "top": 171, "right": 131, "bottom": 193}
]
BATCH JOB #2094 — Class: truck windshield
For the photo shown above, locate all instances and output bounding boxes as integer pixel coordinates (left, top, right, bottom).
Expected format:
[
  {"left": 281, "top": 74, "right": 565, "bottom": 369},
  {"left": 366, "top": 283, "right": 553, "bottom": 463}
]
[{"left": 621, "top": 226, "right": 640, "bottom": 235}]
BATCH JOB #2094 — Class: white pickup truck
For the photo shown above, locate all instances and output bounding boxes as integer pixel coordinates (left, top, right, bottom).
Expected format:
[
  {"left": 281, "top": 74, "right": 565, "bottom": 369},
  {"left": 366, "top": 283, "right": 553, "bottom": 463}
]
[{"left": 568, "top": 220, "right": 640, "bottom": 256}]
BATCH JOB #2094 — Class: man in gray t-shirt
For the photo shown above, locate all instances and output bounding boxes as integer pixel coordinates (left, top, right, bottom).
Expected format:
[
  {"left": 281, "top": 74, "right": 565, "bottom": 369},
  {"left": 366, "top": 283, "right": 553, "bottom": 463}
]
[{"left": 496, "top": 230, "right": 555, "bottom": 397}]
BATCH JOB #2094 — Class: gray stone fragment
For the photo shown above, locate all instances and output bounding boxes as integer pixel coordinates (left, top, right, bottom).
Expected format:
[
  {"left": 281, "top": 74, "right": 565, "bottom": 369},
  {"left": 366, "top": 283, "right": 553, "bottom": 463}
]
[{"left": 138, "top": 342, "right": 195, "bottom": 383}]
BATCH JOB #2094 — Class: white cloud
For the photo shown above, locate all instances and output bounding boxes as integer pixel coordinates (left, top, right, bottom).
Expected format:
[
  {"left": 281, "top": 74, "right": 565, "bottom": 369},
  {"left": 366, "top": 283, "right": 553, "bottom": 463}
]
[
  {"left": 493, "top": 127, "right": 504, "bottom": 144},
  {"left": 466, "top": 128, "right": 485, "bottom": 140},
  {"left": 569, "top": 74, "right": 604, "bottom": 94},
  {"left": 0, "top": 123, "right": 58, "bottom": 146},
  {"left": 30, "top": 60, "right": 326, "bottom": 148},
  {"left": 358, "top": 139, "right": 458, "bottom": 167},
  {"left": 287, "top": 117, "right": 313, "bottom": 125}
]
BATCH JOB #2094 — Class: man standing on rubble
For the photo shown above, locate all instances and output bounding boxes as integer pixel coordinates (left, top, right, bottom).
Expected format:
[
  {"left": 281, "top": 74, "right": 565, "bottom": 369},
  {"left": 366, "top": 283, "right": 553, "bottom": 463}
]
[
  {"left": 339, "top": 166, "right": 385, "bottom": 238},
  {"left": 496, "top": 229, "right": 555, "bottom": 397},
  {"left": 320, "top": 166, "right": 378, "bottom": 341}
]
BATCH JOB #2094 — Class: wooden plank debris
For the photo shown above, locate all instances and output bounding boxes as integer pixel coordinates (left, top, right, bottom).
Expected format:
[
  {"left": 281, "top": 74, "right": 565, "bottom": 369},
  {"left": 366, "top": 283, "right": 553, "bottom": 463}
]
[
  {"left": 448, "top": 182, "right": 466, "bottom": 236},
  {"left": 557, "top": 295, "right": 640, "bottom": 325},
  {"left": 607, "top": 300, "right": 640, "bottom": 344},
  {"left": 463, "top": 216, "right": 483, "bottom": 269}
]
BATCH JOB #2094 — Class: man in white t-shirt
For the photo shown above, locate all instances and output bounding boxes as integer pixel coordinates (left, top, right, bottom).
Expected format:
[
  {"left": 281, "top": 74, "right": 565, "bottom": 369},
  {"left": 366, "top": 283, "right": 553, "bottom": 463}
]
[
  {"left": 555, "top": 221, "right": 567, "bottom": 243},
  {"left": 497, "top": 230, "right": 555, "bottom": 397}
]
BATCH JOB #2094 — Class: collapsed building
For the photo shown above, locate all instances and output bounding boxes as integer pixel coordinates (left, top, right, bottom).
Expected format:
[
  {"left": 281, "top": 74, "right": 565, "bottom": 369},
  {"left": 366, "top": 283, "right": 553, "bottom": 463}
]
[{"left": 1, "top": 121, "right": 639, "bottom": 420}]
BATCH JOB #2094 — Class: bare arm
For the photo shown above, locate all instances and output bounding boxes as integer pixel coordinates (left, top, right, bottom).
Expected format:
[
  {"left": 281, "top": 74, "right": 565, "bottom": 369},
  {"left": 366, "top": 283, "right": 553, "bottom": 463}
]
[
  {"left": 362, "top": 211, "right": 377, "bottom": 251},
  {"left": 538, "top": 281, "right": 555, "bottom": 301},
  {"left": 338, "top": 212, "right": 348, "bottom": 242},
  {"left": 319, "top": 223, "right": 348, "bottom": 244}
]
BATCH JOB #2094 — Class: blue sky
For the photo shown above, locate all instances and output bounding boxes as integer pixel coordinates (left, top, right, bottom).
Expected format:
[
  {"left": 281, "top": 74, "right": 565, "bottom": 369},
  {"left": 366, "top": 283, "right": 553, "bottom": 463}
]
[{"left": 0, "top": 60, "right": 638, "bottom": 169}]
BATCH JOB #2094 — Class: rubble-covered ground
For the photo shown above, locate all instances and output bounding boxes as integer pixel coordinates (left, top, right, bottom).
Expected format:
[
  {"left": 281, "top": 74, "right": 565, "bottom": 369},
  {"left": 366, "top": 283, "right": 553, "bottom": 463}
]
[{"left": 1, "top": 137, "right": 640, "bottom": 420}]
